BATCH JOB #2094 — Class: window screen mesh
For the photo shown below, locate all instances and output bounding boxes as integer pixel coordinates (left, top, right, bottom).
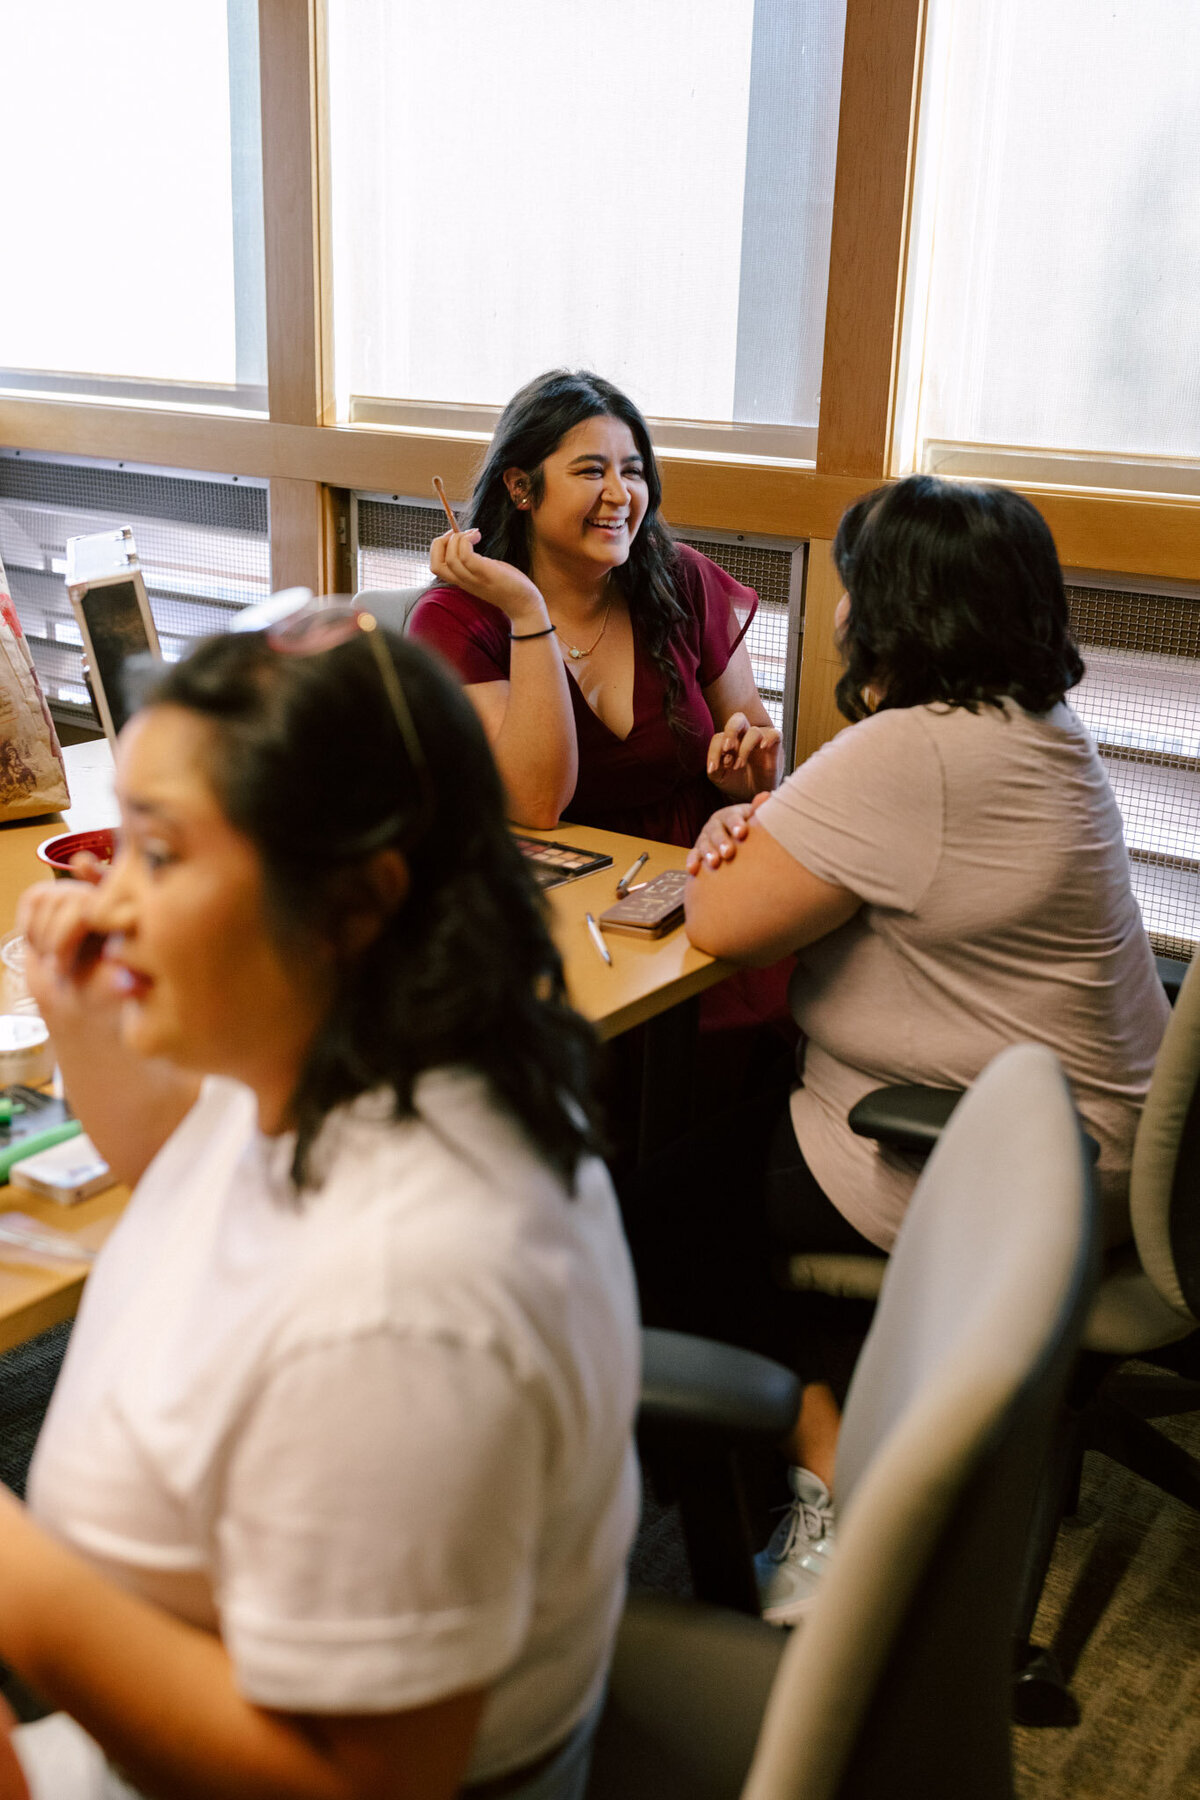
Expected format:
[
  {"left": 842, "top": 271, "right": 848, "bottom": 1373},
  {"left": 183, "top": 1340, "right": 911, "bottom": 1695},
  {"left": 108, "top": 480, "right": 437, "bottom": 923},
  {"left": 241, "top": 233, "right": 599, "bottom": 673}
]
[
  {"left": 0, "top": 456, "right": 270, "bottom": 727},
  {"left": 680, "top": 537, "right": 795, "bottom": 736},
  {"left": 1066, "top": 583, "right": 1200, "bottom": 961},
  {"left": 357, "top": 499, "right": 443, "bottom": 588},
  {"left": 356, "top": 498, "right": 798, "bottom": 735}
]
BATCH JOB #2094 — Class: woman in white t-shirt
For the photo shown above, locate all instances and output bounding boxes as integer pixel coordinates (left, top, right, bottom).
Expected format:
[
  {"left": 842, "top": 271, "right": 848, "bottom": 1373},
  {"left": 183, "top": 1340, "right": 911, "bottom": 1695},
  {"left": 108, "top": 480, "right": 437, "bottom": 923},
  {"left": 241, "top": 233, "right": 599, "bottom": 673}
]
[
  {"left": 6, "top": 612, "right": 639, "bottom": 1800},
  {"left": 628, "top": 476, "right": 1167, "bottom": 1625}
]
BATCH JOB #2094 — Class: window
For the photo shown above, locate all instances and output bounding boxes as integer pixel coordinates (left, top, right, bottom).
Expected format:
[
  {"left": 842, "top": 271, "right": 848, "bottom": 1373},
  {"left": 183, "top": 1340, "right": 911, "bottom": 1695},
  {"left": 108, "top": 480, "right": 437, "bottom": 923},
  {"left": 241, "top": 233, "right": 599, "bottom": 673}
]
[
  {"left": 0, "top": 1, "right": 266, "bottom": 412},
  {"left": 892, "top": 0, "right": 1200, "bottom": 958},
  {"left": 0, "top": 453, "right": 269, "bottom": 731},
  {"left": 901, "top": 0, "right": 1200, "bottom": 493},
  {"left": 1065, "top": 578, "right": 1200, "bottom": 961},
  {"left": 327, "top": 0, "right": 845, "bottom": 459}
]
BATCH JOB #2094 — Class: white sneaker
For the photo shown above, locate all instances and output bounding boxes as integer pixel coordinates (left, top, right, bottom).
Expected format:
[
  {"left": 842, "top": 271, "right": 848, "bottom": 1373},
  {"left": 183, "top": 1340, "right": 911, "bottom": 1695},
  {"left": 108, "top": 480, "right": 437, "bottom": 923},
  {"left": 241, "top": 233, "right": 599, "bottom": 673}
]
[{"left": 754, "top": 1466, "right": 836, "bottom": 1626}]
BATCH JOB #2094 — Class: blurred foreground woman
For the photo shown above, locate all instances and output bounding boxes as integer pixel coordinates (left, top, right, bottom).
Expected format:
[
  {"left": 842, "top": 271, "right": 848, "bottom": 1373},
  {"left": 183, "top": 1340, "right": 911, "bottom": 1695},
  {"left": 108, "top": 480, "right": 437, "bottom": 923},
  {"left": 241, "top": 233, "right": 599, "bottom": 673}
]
[{"left": 6, "top": 613, "right": 638, "bottom": 1800}]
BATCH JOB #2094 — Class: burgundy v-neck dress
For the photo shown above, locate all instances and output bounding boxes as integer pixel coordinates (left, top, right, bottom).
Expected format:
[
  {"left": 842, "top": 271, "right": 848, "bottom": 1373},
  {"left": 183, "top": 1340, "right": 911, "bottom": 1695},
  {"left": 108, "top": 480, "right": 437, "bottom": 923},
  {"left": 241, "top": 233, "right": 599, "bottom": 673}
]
[{"left": 408, "top": 544, "right": 756, "bottom": 849}]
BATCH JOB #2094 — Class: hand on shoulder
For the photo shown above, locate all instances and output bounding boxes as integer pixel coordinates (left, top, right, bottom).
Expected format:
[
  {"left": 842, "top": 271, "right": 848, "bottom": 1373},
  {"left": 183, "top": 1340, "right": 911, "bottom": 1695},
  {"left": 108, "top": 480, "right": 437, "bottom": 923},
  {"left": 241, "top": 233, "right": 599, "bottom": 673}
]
[{"left": 686, "top": 792, "right": 773, "bottom": 874}]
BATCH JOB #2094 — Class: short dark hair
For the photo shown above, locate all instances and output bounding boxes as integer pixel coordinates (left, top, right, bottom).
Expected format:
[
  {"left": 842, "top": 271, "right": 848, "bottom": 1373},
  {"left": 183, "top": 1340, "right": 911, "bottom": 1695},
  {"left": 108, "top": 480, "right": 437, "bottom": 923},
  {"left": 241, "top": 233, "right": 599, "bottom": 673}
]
[
  {"left": 832, "top": 475, "right": 1084, "bottom": 721},
  {"left": 462, "top": 369, "right": 688, "bottom": 724},
  {"left": 139, "top": 630, "right": 602, "bottom": 1188}
]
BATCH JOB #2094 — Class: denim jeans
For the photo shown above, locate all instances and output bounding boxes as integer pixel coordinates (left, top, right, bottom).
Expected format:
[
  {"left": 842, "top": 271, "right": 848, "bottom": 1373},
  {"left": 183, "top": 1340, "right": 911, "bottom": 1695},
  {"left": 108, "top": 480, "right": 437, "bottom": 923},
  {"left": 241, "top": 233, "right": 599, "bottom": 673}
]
[{"left": 466, "top": 1699, "right": 602, "bottom": 1800}]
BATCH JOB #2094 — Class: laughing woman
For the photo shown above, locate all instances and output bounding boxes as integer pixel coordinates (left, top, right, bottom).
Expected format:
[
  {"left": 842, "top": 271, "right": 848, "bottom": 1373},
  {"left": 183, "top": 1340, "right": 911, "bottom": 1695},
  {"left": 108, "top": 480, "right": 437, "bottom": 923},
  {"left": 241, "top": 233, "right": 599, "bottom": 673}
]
[
  {"left": 6, "top": 617, "right": 639, "bottom": 1800},
  {"left": 408, "top": 369, "right": 782, "bottom": 842}
]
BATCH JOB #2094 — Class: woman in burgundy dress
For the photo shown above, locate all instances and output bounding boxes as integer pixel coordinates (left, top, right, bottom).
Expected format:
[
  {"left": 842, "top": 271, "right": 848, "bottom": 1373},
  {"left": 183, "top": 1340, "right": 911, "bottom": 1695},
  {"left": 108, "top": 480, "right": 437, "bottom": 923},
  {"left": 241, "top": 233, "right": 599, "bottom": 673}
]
[{"left": 408, "top": 369, "right": 781, "bottom": 845}]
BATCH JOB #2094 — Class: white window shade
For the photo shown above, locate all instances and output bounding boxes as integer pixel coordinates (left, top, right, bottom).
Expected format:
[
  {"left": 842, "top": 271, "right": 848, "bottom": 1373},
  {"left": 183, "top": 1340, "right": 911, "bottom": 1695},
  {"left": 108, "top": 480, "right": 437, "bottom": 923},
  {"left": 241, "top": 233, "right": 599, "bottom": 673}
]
[
  {"left": 908, "top": 0, "right": 1200, "bottom": 484},
  {"left": 327, "top": 0, "right": 845, "bottom": 452},
  {"left": 1063, "top": 582, "right": 1200, "bottom": 961},
  {"left": 0, "top": 1, "right": 265, "bottom": 406}
]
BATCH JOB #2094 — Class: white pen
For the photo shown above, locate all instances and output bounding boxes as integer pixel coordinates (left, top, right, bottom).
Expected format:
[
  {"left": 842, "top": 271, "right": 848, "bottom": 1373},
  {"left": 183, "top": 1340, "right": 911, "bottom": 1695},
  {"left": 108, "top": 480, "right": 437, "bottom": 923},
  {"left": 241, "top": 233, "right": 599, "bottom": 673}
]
[
  {"left": 616, "top": 851, "right": 648, "bottom": 897},
  {"left": 584, "top": 912, "right": 612, "bottom": 966}
]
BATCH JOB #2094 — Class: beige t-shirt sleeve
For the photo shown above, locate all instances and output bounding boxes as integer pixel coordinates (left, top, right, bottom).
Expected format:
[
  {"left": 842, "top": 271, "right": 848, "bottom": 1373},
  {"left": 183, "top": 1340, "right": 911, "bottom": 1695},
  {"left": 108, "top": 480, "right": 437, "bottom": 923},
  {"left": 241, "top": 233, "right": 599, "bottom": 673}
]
[{"left": 757, "top": 709, "right": 944, "bottom": 909}]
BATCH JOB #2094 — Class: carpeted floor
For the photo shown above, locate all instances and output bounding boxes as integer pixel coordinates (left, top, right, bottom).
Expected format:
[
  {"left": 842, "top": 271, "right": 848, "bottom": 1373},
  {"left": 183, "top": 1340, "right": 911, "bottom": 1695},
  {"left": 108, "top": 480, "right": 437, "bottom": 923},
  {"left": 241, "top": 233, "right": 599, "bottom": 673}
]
[
  {"left": 631, "top": 1399, "right": 1200, "bottom": 1799},
  {"left": 0, "top": 1321, "right": 71, "bottom": 1500},
  {"left": 1012, "top": 1415, "right": 1200, "bottom": 1799}
]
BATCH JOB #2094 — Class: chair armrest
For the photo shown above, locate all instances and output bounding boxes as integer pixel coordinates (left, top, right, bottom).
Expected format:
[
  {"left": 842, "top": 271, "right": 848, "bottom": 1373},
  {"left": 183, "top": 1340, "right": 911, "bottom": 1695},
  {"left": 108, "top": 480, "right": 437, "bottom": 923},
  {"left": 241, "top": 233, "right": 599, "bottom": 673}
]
[
  {"left": 847, "top": 1084, "right": 964, "bottom": 1155},
  {"left": 639, "top": 1328, "right": 801, "bottom": 1449},
  {"left": 849, "top": 1081, "right": 1101, "bottom": 1166},
  {"left": 1155, "top": 954, "right": 1189, "bottom": 1005}
]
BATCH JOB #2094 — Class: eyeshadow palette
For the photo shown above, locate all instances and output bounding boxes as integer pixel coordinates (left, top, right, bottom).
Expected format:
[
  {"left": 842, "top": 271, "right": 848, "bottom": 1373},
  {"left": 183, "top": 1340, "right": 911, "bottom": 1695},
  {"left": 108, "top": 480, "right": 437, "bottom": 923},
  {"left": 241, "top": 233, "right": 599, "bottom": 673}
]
[
  {"left": 513, "top": 835, "right": 613, "bottom": 889},
  {"left": 598, "top": 869, "right": 689, "bottom": 937}
]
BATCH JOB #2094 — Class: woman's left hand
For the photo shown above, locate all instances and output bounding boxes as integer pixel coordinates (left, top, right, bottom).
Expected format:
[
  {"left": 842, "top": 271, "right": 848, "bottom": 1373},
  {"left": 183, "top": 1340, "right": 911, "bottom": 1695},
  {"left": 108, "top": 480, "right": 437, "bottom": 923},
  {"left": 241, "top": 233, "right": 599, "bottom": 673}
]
[
  {"left": 686, "top": 792, "right": 773, "bottom": 874},
  {"left": 707, "top": 713, "right": 782, "bottom": 796}
]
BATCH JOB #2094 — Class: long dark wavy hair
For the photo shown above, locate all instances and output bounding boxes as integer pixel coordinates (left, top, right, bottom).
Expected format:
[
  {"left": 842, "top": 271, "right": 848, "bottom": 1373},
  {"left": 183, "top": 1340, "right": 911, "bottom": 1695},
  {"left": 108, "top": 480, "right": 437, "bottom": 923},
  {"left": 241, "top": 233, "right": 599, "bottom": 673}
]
[
  {"left": 138, "top": 631, "right": 603, "bottom": 1190},
  {"left": 833, "top": 475, "right": 1085, "bottom": 722},
  {"left": 461, "top": 369, "right": 689, "bottom": 728}
]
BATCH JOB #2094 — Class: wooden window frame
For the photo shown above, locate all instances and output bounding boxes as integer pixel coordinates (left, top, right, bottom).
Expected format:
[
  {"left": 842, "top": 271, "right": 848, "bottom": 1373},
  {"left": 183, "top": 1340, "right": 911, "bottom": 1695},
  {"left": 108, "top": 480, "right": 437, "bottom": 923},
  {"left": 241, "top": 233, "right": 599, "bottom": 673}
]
[{"left": 1, "top": 0, "right": 1197, "bottom": 756}]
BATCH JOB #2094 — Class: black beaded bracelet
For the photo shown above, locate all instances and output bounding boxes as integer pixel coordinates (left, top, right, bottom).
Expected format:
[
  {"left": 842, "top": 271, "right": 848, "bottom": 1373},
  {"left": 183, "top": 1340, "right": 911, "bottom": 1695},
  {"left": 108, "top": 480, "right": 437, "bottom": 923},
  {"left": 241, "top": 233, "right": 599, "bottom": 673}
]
[{"left": 509, "top": 624, "right": 556, "bottom": 641}]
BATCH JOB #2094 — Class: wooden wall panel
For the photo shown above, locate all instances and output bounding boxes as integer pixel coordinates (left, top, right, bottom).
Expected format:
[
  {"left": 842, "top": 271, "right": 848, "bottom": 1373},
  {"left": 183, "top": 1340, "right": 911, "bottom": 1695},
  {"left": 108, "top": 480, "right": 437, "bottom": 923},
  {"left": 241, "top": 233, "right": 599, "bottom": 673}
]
[
  {"left": 795, "top": 541, "right": 853, "bottom": 766},
  {"left": 1029, "top": 490, "right": 1200, "bottom": 586},
  {"left": 816, "top": 0, "right": 926, "bottom": 477},
  {"left": 4, "top": 395, "right": 1199, "bottom": 585},
  {"left": 321, "top": 486, "right": 355, "bottom": 594},
  {"left": 658, "top": 466, "right": 869, "bottom": 540},
  {"left": 259, "top": 0, "right": 332, "bottom": 428},
  {"left": 268, "top": 477, "right": 326, "bottom": 596},
  {"left": 259, "top": 0, "right": 334, "bottom": 592}
]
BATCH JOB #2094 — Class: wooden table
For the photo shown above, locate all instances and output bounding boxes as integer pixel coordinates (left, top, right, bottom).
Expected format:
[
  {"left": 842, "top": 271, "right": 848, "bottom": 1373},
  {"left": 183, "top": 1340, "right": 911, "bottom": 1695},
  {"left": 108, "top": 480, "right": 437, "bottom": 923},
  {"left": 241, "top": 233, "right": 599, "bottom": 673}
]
[
  {"left": 0, "top": 739, "right": 126, "bottom": 1349},
  {"left": 0, "top": 742, "right": 727, "bottom": 1349},
  {"left": 534, "top": 823, "right": 729, "bottom": 1039}
]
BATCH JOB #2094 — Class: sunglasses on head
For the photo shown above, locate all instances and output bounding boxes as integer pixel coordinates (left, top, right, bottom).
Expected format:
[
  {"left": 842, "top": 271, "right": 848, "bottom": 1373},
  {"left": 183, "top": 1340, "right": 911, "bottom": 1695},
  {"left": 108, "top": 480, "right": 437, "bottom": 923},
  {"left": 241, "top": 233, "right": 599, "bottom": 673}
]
[{"left": 254, "top": 594, "right": 435, "bottom": 848}]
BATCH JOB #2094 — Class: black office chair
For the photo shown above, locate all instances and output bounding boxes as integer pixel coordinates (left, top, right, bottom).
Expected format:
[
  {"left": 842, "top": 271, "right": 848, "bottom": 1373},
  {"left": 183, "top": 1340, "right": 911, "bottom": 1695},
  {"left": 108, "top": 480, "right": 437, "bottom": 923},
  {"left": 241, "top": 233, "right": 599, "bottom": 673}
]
[{"left": 603, "top": 1043, "right": 1098, "bottom": 1799}]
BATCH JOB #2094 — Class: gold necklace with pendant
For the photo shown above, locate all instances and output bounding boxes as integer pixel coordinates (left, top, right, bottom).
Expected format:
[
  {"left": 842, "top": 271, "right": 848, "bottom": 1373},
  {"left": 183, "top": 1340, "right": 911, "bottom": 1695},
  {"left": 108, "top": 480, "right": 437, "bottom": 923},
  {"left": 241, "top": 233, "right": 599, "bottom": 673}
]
[{"left": 554, "top": 595, "right": 614, "bottom": 662}]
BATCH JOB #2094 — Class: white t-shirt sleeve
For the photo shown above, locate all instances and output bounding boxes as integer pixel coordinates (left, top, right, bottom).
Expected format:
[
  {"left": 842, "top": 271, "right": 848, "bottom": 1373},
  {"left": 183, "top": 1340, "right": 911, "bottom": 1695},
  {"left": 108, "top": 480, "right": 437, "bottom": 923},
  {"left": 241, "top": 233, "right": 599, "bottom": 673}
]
[
  {"left": 215, "top": 1326, "right": 547, "bottom": 1714},
  {"left": 757, "top": 710, "right": 944, "bottom": 912}
]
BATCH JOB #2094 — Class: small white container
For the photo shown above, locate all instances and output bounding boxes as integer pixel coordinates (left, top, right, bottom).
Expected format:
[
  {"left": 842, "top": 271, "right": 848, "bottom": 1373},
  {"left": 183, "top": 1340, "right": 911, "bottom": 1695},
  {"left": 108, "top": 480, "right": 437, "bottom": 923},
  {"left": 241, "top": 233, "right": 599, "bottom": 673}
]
[
  {"left": 0, "top": 931, "right": 29, "bottom": 1011},
  {"left": 0, "top": 1010, "right": 55, "bottom": 1088}
]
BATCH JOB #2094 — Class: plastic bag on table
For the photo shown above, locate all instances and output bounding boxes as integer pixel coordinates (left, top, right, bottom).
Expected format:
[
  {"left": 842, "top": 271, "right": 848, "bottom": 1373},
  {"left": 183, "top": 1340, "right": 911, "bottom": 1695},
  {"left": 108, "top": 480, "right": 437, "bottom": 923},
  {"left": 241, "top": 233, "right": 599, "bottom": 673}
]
[{"left": 0, "top": 549, "right": 70, "bottom": 820}]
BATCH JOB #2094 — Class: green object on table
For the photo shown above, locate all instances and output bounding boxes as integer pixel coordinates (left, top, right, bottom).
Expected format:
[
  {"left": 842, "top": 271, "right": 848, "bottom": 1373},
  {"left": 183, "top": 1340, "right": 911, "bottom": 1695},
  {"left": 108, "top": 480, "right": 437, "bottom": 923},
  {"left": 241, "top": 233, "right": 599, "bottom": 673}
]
[
  {"left": 0, "top": 1119, "right": 83, "bottom": 1182},
  {"left": 0, "top": 1098, "right": 10, "bottom": 1129}
]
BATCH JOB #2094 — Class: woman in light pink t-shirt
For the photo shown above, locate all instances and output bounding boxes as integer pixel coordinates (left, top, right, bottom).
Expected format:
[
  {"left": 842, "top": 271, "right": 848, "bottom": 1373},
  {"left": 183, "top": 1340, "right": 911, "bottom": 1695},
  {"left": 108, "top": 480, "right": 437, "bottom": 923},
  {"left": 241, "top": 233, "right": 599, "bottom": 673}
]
[{"left": 627, "top": 475, "right": 1167, "bottom": 1626}]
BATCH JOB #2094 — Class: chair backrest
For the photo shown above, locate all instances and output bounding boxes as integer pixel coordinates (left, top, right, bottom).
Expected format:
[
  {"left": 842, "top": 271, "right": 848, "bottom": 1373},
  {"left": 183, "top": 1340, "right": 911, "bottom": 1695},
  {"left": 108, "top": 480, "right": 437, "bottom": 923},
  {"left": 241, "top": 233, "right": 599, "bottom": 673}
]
[
  {"left": 741, "top": 1043, "right": 1098, "bottom": 1800},
  {"left": 1129, "top": 952, "right": 1200, "bottom": 1325},
  {"left": 354, "top": 584, "right": 431, "bottom": 636}
]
